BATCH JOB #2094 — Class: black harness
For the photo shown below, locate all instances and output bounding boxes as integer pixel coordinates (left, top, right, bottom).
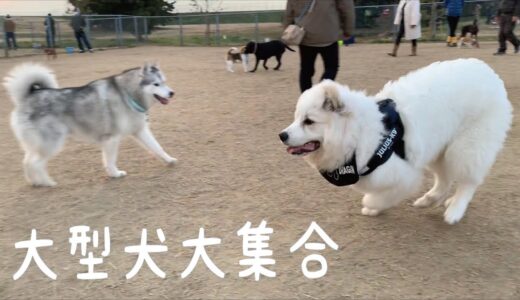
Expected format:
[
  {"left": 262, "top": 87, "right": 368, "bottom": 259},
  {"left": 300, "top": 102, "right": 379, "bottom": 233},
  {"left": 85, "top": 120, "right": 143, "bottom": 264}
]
[{"left": 319, "top": 99, "right": 406, "bottom": 186}]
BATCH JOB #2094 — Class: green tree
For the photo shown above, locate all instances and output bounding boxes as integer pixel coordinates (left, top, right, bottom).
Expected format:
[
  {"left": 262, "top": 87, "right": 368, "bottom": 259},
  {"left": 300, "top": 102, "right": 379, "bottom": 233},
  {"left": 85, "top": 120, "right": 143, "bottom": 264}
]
[
  {"left": 68, "top": 0, "right": 176, "bottom": 38},
  {"left": 76, "top": 0, "right": 175, "bottom": 16}
]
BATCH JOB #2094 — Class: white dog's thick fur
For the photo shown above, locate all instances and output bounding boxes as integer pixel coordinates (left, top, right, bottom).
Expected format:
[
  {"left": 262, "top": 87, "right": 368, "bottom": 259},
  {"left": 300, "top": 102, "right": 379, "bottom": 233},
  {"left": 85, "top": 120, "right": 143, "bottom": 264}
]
[{"left": 281, "top": 59, "right": 512, "bottom": 224}]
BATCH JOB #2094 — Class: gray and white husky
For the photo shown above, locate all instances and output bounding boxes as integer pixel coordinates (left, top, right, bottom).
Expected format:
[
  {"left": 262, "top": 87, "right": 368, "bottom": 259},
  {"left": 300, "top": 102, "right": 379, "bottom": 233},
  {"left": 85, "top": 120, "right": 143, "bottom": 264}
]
[{"left": 4, "top": 62, "right": 177, "bottom": 187}]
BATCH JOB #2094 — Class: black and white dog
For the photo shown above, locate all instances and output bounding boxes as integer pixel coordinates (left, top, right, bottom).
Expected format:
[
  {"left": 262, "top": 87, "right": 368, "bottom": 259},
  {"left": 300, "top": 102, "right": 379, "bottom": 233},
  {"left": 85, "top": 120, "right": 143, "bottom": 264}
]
[
  {"left": 458, "top": 19, "right": 480, "bottom": 48},
  {"left": 243, "top": 40, "right": 295, "bottom": 72}
]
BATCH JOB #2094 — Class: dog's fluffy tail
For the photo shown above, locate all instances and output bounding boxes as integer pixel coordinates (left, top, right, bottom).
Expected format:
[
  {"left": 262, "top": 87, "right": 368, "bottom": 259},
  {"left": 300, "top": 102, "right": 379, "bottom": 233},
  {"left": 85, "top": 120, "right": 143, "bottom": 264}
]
[{"left": 3, "top": 63, "right": 58, "bottom": 105}]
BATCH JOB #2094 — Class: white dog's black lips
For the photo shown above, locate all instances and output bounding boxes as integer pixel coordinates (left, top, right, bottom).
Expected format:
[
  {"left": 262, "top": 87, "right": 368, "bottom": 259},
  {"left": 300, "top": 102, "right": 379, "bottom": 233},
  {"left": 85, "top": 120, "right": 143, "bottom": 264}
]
[
  {"left": 287, "top": 141, "right": 320, "bottom": 155},
  {"left": 154, "top": 94, "right": 169, "bottom": 105}
]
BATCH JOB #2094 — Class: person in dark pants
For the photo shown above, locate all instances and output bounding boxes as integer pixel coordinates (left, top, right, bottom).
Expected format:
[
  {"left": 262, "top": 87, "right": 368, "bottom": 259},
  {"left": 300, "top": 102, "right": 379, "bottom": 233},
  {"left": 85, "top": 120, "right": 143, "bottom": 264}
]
[
  {"left": 3, "top": 15, "right": 18, "bottom": 50},
  {"left": 44, "top": 13, "right": 56, "bottom": 48},
  {"left": 444, "top": 0, "right": 464, "bottom": 47},
  {"left": 70, "top": 9, "right": 93, "bottom": 53},
  {"left": 285, "top": 0, "right": 355, "bottom": 93},
  {"left": 493, "top": 0, "right": 520, "bottom": 55}
]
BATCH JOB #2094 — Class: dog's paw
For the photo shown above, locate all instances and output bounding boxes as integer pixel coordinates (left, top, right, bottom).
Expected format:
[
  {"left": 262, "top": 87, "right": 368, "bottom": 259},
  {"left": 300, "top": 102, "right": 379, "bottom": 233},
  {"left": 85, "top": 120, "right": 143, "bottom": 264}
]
[
  {"left": 443, "top": 197, "right": 454, "bottom": 208},
  {"left": 413, "top": 195, "right": 437, "bottom": 208},
  {"left": 165, "top": 157, "right": 178, "bottom": 166},
  {"left": 444, "top": 204, "right": 466, "bottom": 225},
  {"left": 32, "top": 180, "right": 57, "bottom": 187},
  {"left": 361, "top": 207, "right": 380, "bottom": 216},
  {"left": 108, "top": 170, "right": 127, "bottom": 178}
]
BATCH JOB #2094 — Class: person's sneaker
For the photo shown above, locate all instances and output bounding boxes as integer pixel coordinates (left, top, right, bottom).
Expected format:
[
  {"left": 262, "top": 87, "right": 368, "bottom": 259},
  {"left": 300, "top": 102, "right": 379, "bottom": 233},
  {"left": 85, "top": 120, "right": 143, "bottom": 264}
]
[
  {"left": 493, "top": 51, "right": 506, "bottom": 56},
  {"left": 88, "top": 49, "right": 94, "bottom": 53},
  {"left": 79, "top": 50, "right": 85, "bottom": 53}
]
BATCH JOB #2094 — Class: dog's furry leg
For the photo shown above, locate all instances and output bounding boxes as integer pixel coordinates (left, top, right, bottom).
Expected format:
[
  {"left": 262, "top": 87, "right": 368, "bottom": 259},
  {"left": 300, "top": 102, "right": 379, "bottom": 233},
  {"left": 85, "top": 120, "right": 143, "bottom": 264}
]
[
  {"left": 226, "top": 60, "right": 234, "bottom": 73},
  {"left": 102, "top": 137, "right": 127, "bottom": 178},
  {"left": 443, "top": 182, "right": 478, "bottom": 224},
  {"left": 133, "top": 126, "right": 177, "bottom": 165},
  {"left": 414, "top": 159, "right": 453, "bottom": 207},
  {"left": 361, "top": 188, "right": 409, "bottom": 216},
  {"left": 263, "top": 59, "right": 269, "bottom": 70},
  {"left": 250, "top": 59, "right": 259, "bottom": 72},
  {"left": 23, "top": 152, "right": 56, "bottom": 187},
  {"left": 362, "top": 163, "right": 422, "bottom": 216},
  {"left": 274, "top": 54, "right": 282, "bottom": 70},
  {"left": 241, "top": 54, "right": 249, "bottom": 72}
]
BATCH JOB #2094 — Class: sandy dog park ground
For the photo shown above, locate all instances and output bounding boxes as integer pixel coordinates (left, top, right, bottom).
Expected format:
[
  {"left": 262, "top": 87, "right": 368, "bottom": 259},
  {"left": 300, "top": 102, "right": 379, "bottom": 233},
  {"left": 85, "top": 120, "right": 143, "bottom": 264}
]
[{"left": 0, "top": 43, "right": 519, "bottom": 299}]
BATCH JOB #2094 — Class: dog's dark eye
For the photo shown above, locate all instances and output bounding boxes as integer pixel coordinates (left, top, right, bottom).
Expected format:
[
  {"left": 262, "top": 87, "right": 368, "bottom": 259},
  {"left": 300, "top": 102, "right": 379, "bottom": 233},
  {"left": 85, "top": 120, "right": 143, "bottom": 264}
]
[
  {"left": 303, "top": 118, "right": 315, "bottom": 125},
  {"left": 154, "top": 83, "right": 160, "bottom": 87}
]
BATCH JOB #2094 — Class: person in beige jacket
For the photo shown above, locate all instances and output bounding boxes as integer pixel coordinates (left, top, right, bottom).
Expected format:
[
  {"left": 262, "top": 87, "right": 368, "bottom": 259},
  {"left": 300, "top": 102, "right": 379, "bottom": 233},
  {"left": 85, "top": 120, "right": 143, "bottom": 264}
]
[{"left": 285, "top": 0, "right": 355, "bottom": 92}]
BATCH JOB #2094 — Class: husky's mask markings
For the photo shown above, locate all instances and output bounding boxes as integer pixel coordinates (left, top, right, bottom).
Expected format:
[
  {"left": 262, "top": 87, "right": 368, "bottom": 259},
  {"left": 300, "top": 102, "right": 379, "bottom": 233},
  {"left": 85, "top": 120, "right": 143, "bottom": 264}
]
[
  {"left": 280, "top": 59, "right": 512, "bottom": 224},
  {"left": 4, "top": 62, "right": 177, "bottom": 187}
]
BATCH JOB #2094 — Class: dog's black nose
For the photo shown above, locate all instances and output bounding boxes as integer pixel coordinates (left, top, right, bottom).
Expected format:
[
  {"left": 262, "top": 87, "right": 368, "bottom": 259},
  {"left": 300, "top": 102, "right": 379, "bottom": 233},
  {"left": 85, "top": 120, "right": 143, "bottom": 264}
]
[
  {"left": 169, "top": 91, "right": 175, "bottom": 97},
  {"left": 279, "top": 132, "right": 289, "bottom": 142}
]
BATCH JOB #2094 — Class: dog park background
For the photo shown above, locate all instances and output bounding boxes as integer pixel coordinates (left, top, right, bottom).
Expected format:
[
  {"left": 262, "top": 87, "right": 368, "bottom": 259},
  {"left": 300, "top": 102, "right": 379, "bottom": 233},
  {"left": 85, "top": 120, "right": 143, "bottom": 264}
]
[
  {"left": 1, "top": 0, "right": 520, "bottom": 299},
  {"left": 0, "top": 0, "right": 505, "bottom": 57}
]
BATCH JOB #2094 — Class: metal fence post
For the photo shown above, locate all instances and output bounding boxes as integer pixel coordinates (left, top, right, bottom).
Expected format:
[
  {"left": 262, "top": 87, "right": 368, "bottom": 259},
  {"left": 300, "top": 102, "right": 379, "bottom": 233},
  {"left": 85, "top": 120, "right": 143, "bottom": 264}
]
[
  {"left": 57, "top": 22, "right": 62, "bottom": 47},
  {"left": 117, "top": 16, "right": 123, "bottom": 46},
  {"left": 179, "top": 15, "right": 184, "bottom": 46},
  {"left": 143, "top": 17, "right": 149, "bottom": 42},
  {"left": 254, "top": 13, "right": 259, "bottom": 42},
  {"left": 216, "top": 13, "right": 221, "bottom": 46},
  {"left": 1, "top": 17, "right": 7, "bottom": 57},
  {"left": 134, "top": 16, "right": 139, "bottom": 43},
  {"left": 86, "top": 17, "right": 91, "bottom": 35},
  {"left": 429, "top": 2, "right": 437, "bottom": 40},
  {"left": 30, "top": 22, "right": 35, "bottom": 46}
]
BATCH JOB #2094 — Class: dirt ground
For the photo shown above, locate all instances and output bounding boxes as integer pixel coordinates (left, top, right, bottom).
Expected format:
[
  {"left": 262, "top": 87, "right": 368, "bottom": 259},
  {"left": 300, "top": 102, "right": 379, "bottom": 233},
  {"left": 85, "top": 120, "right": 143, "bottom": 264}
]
[{"left": 0, "top": 43, "right": 519, "bottom": 299}]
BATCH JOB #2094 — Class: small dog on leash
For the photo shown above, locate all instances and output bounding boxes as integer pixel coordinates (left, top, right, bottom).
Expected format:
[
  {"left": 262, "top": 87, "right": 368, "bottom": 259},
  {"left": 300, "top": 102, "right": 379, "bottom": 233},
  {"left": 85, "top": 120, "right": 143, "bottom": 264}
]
[
  {"left": 4, "top": 62, "right": 177, "bottom": 186},
  {"left": 44, "top": 48, "right": 57, "bottom": 60},
  {"left": 458, "top": 20, "right": 480, "bottom": 48},
  {"left": 226, "top": 47, "right": 248, "bottom": 72}
]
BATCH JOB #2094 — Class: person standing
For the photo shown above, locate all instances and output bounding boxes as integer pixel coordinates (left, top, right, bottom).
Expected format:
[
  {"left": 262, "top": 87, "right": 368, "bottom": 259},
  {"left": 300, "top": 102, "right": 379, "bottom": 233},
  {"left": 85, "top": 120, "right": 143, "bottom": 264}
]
[
  {"left": 44, "top": 13, "right": 56, "bottom": 48},
  {"left": 3, "top": 14, "right": 18, "bottom": 50},
  {"left": 493, "top": 0, "right": 520, "bottom": 55},
  {"left": 388, "top": 0, "right": 421, "bottom": 57},
  {"left": 444, "top": 0, "right": 464, "bottom": 47},
  {"left": 70, "top": 9, "right": 93, "bottom": 53},
  {"left": 285, "top": 0, "right": 355, "bottom": 93}
]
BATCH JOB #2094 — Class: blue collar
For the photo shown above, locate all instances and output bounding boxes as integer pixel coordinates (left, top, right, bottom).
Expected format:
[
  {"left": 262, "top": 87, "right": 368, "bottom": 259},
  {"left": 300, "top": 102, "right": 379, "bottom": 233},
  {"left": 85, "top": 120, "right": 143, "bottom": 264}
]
[
  {"left": 320, "top": 99, "right": 406, "bottom": 186},
  {"left": 125, "top": 94, "right": 148, "bottom": 113}
]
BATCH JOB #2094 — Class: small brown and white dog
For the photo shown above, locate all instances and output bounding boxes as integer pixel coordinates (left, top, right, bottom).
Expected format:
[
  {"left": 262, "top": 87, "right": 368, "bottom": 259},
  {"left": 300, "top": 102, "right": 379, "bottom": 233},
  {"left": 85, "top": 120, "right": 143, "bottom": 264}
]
[
  {"left": 44, "top": 48, "right": 57, "bottom": 60},
  {"left": 458, "top": 20, "right": 480, "bottom": 48},
  {"left": 226, "top": 47, "right": 248, "bottom": 72}
]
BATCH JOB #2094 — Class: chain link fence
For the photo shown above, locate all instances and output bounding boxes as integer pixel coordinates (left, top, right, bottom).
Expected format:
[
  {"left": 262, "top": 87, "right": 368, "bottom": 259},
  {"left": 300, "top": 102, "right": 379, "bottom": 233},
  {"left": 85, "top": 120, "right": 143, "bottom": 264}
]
[{"left": 0, "top": 0, "right": 507, "bottom": 58}]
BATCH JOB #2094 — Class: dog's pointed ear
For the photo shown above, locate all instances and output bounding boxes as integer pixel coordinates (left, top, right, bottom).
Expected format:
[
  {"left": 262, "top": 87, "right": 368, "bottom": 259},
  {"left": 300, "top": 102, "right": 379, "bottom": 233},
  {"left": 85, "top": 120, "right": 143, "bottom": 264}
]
[
  {"left": 140, "top": 62, "right": 152, "bottom": 77},
  {"left": 322, "top": 83, "right": 344, "bottom": 112},
  {"left": 150, "top": 61, "right": 160, "bottom": 73}
]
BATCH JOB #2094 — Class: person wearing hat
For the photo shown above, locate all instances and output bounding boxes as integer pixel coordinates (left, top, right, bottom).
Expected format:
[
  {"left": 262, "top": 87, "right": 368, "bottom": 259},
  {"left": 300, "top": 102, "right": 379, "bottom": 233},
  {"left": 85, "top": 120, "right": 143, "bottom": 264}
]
[{"left": 3, "top": 14, "right": 18, "bottom": 50}]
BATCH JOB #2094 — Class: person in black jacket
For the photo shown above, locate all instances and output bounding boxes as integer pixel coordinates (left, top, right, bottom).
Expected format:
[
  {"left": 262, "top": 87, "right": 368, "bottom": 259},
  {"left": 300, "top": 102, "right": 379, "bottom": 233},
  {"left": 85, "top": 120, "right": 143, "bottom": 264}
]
[{"left": 493, "top": 0, "right": 520, "bottom": 55}]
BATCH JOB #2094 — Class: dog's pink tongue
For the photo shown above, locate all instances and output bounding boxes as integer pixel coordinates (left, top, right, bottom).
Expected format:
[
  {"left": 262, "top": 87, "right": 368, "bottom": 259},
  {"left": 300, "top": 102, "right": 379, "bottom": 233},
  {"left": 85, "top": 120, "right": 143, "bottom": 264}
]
[{"left": 287, "top": 142, "right": 316, "bottom": 154}]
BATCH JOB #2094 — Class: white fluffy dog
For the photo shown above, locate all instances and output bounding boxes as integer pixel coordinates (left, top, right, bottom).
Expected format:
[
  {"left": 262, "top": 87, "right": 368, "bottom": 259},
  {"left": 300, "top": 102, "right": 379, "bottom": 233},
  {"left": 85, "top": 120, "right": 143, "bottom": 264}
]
[{"left": 280, "top": 58, "right": 512, "bottom": 224}]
